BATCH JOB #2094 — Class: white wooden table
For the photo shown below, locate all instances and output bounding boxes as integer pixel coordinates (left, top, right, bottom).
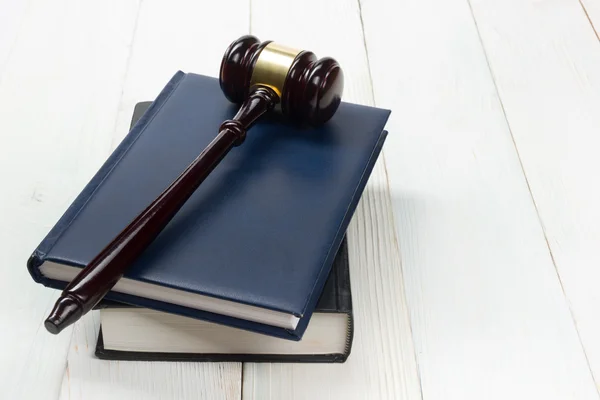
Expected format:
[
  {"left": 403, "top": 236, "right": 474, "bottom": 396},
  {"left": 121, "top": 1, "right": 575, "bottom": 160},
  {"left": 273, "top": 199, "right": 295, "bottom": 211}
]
[{"left": 2, "top": 0, "right": 600, "bottom": 398}]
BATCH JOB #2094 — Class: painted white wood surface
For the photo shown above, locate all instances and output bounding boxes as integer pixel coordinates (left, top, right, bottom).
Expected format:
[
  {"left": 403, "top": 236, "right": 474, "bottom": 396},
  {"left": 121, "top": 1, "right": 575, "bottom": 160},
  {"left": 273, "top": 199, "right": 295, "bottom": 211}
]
[
  {"left": 108, "top": 0, "right": 250, "bottom": 148},
  {"left": 244, "top": 1, "right": 422, "bottom": 399},
  {"left": 58, "top": 0, "right": 248, "bottom": 399},
  {"left": 59, "top": 311, "right": 241, "bottom": 400},
  {"left": 360, "top": 0, "right": 599, "bottom": 399},
  {"left": 2, "top": 0, "right": 600, "bottom": 399},
  {"left": 0, "top": 0, "right": 31, "bottom": 79},
  {"left": 0, "top": 1, "right": 141, "bottom": 398},
  {"left": 468, "top": 0, "right": 600, "bottom": 389}
]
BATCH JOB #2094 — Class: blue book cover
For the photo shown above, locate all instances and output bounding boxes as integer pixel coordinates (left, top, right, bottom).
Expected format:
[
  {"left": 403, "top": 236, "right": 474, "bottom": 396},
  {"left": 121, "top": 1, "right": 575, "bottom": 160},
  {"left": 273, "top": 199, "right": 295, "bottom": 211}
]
[{"left": 27, "top": 71, "right": 390, "bottom": 340}]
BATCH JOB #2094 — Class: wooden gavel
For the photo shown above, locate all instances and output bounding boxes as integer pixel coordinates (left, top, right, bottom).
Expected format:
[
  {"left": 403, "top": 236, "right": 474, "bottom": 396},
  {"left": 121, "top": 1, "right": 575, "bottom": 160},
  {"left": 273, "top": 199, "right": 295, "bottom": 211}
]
[{"left": 44, "top": 35, "right": 344, "bottom": 334}]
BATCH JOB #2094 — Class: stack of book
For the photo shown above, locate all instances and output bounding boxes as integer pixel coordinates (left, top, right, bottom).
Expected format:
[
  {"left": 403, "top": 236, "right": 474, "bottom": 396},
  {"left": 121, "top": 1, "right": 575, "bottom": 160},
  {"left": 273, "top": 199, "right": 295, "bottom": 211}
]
[{"left": 27, "top": 72, "right": 390, "bottom": 363}]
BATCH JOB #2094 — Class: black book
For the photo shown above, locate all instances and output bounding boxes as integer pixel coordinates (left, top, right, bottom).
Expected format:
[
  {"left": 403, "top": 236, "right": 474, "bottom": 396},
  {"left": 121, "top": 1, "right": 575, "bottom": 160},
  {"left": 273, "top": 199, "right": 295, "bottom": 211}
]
[{"left": 94, "top": 102, "right": 354, "bottom": 363}]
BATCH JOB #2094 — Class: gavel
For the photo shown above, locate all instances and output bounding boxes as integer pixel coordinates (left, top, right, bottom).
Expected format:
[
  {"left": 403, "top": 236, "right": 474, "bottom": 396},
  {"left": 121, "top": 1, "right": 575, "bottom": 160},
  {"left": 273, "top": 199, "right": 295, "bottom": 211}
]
[{"left": 44, "top": 35, "right": 344, "bottom": 334}]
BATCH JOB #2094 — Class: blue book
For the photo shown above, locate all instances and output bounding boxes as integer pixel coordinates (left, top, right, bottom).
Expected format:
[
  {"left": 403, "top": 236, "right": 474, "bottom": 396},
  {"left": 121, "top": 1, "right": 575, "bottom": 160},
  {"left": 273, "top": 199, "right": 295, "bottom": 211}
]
[{"left": 27, "top": 71, "right": 390, "bottom": 340}]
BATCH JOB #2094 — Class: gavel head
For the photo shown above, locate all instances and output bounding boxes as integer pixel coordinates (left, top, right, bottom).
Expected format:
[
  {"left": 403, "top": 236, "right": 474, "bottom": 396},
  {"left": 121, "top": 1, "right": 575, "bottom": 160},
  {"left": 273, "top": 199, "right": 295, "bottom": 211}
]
[{"left": 219, "top": 35, "right": 344, "bottom": 126}]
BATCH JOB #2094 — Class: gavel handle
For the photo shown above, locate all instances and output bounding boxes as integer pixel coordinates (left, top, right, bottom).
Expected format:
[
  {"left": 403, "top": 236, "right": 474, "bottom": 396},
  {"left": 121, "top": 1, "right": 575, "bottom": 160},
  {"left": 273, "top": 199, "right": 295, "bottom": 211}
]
[{"left": 44, "top": 85, "right": 279, "bottom": 334}]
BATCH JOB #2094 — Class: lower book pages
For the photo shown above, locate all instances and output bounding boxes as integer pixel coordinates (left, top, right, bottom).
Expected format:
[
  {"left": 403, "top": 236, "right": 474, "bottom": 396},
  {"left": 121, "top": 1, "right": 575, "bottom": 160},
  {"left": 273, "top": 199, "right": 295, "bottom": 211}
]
[
  {"left": 95, "top": 234, "right": 354, "bottom": 363},
  {"left": 96, "top": 307, "right": 352, "bottom": 363}
]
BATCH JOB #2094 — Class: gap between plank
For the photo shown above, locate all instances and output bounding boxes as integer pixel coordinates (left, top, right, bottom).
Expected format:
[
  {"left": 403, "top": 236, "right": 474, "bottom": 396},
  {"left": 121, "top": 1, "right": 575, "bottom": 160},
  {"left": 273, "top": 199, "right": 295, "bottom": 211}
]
[
  {"left": 243, "top": 3, "right": 251, "bottom": 397},
  {"left": 356, "top": 0, "right": 376, "bottom": 105},
  {"left": 463, "top": 0, "right": 600, "bottom": 395},
  {"left": 248, "top": 0, "right": 252, "bottom": 38},
  {"left": 0, "top": 0, "right": 34, "bottom": 87},
  {"left": 578, "top": 0, "right": 600, "bottom": 43},
  {"left": 109, "top": 0, "right": 145, "bottom": 150},
  {"left": 356, "top": 0, "right": 424, "bottom": 398},
  {"left": 240, "top": 360, "right": 245, "bottom": 400}
]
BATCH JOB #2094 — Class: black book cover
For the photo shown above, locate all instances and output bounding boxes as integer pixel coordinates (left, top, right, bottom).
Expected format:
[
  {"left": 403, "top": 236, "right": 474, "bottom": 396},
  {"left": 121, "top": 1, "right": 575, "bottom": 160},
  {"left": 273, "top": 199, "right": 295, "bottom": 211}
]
[{"left": 94, "top": 102, "right": 354, "bottom": 363}]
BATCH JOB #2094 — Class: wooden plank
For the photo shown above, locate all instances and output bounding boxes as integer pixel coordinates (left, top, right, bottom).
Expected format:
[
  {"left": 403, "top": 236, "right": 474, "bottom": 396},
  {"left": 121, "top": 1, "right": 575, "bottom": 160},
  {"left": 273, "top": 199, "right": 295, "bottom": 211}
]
[
  {"left": 57, "top": 1, "right": 248, "bottom": 399},
  {"left": 59, "top": 312, "right": 241, "bottom": 400},
  {"left": 468, "top": 0, "right": 600, "bottom": 391},
  {"left": 359, "top": 0, "right": 600, "bottom": 399},
  {"left": 243, "top": 1, "right": 423, "bottom": 399},
  {"left": 0, "top": 1, "right": 140, "bottom": 398}
]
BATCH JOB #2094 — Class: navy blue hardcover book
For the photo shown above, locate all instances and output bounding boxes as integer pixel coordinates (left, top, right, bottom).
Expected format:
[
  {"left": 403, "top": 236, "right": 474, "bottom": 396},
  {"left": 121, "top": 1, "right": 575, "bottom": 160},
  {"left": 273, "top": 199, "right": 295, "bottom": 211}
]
[{"left": 27, "top": 71, "right": 390, "bottom": 340}]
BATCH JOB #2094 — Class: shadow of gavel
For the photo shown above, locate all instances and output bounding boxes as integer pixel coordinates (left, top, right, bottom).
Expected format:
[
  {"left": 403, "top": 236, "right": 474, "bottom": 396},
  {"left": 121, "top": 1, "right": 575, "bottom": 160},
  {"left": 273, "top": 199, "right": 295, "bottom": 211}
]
[{"left": 44, "top": 35, "right": 344, "bottom": 334}]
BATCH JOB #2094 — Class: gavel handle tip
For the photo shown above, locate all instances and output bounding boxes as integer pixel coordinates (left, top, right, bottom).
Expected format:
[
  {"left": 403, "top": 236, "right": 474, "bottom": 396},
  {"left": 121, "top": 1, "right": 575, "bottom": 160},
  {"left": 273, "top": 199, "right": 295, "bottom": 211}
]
[{"left": 44, "top": 295, "right": 83, "bottom": 334}]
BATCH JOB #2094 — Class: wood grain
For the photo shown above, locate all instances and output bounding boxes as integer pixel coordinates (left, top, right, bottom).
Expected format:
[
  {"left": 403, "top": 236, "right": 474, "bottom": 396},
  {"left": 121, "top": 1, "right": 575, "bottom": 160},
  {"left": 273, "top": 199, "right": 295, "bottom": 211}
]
[
  {"left": 360, "top": 0, "right": 599, "bottom": 399},
  {"left": 58, "top": 312, "right": 241, "bottom": 400},
  {"left": 244, "top": 1, "right": 423, "bottom": 399},
  {"left": 108, "top": 0, "right": 250, "bottom": 148},
  {"left": 0, "top": 0, "right": 30, "bottom": 80},
  {"left": 468, "top": 0, "right": 600, "bottom": 391},
  {"left": 3, "top": 0, "right": 600, "bottom": 399},
  {"left": 0, "top": 1, "right": 140, "bottom": 398},
  {"left": 57, "top": 1, "right": 249, "bottom": 399}
]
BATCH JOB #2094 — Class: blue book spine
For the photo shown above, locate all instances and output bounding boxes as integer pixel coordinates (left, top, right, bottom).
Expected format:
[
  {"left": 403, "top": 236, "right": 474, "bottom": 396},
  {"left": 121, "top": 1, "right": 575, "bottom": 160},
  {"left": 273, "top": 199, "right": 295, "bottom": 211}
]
[{"left": 27, "top": 71, "right": 186, "bottom": 284}]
